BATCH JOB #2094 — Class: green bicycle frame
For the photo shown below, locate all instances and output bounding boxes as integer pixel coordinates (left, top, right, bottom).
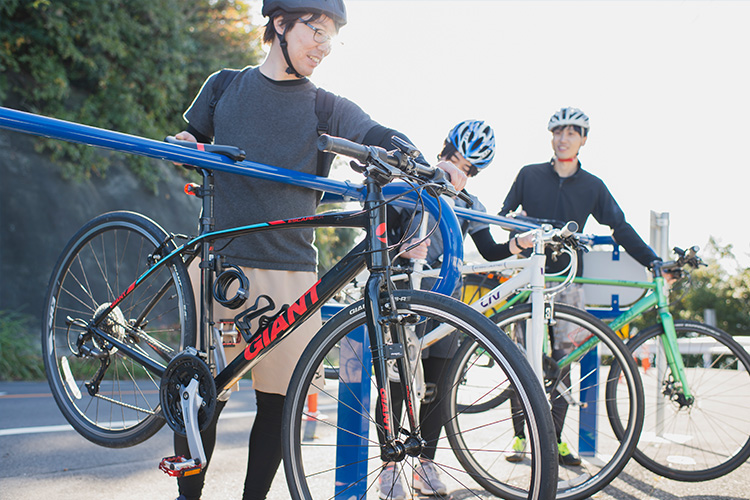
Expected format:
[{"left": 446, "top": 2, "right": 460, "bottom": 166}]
[{"left": 543, "top": 274, "right": 693, "bottom": 400}]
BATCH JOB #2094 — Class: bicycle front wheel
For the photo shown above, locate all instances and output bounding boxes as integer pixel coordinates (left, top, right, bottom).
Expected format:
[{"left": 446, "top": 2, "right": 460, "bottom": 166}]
[
  {"left": 42, "top": 211, "right": 196, "bottom": 448},
  {"left": 282, "top": 290, "right": 558, "bottom": 500},
  {"left": 607, "top": 320, "right": 750, "bottom": 481},
  {"left": 446, "top": 303, "right": 643, "bottom": 500}
]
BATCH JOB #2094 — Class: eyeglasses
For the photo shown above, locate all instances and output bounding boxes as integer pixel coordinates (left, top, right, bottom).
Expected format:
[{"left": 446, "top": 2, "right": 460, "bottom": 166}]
[{"left": 299, "top": 19, "right": 333, "bottom": 45}]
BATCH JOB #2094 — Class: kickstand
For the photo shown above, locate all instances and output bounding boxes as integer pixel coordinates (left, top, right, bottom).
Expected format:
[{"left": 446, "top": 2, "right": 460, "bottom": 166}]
[{"left": 159, "top": 378, "right": 208, "bottom": 477}]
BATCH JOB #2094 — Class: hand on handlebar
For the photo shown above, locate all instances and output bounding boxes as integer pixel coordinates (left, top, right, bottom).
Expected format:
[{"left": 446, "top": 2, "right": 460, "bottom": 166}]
[
  {"left": 175, "top": 131, "right": 197, "bottom": 143},
  {"left": 662, "top": 269, "right": 680, "bottom": 288},
  {"left": 435, "top": 160, "right": 468, "bottom": 192}
]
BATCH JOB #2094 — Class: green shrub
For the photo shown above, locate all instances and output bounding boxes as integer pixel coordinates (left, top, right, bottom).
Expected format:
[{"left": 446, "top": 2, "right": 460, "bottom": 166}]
[{"left": 0, "top": 311, "right": 45, "bottom": 381}]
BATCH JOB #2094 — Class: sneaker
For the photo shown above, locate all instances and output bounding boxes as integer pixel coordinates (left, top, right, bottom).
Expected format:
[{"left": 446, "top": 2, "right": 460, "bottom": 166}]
[
  {"left": 378, "top": 463, "right": 406, "bottom": 500},
  {"left": 505, "top": 436, "right": 527, "bottom": 463},
  {"left": 558, "top": 441, "right": 582, "bottom": 466},
  {"left": 413, "top": 460, "right": 448, "bottom": 495}
]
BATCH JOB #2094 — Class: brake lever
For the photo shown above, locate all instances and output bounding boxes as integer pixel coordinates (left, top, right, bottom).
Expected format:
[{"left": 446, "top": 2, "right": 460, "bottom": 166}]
[
  {"left": 426, "top": 168, "right": 474, "bottom": 206},
  {"left": 456, "top": 190, "right": 474, "bottom": 207}
]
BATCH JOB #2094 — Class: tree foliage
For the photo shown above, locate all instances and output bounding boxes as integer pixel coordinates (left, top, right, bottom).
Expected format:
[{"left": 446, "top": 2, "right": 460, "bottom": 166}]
[
  {"left": 0, "top": 0, "right": 263, "bottom": 190},
  {"left": 315, "top": 204, "right": 363, "bottom": 276},
  {"left": 669, "top": 238, "right": 750, "bottom": 336}
]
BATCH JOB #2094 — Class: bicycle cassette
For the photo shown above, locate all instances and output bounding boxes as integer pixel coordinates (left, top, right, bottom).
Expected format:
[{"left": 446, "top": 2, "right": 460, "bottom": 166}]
[{"left": 159, "top": 351, "right": 217, "bottom": 435}]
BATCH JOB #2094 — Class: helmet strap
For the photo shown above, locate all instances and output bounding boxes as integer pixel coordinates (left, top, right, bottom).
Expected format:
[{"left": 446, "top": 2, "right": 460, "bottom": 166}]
[{"left": 278, "top": 24, "right": 303, "bottom": 79}]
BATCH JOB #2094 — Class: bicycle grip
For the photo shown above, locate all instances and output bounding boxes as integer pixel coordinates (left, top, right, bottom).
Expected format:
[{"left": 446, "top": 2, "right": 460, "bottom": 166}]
[
  {"left": 560, "top": 221, "right": 579, "bottom": 238},
  {"left": 317, "top": 134, "right": 370, "bottom": 163}
]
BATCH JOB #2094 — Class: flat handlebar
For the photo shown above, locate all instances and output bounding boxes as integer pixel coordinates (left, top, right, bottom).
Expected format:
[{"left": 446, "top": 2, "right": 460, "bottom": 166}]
[{"left": 317, "top": 134, "right": 472, "bottom": 205}]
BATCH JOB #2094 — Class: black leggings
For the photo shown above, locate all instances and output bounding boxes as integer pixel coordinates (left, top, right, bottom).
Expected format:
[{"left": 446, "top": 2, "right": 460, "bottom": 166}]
[
  {"left": 510, "top": 348, "right": 570, "bottom": 442},
  {"left": 175, "top": 390, "right": 285, "bottom": 500},
  {"left": 375, "top": 356, "right": 451, "bottom": 461}
]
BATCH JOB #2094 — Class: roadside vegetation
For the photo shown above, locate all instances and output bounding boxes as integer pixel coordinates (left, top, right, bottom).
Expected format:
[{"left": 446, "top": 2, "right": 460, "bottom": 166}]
[
  {"left": 0, "top": 311, "right": 44, "bottom": 381},
  {"left": 0, "top": 0, "right": 262, "bottom": 192}
]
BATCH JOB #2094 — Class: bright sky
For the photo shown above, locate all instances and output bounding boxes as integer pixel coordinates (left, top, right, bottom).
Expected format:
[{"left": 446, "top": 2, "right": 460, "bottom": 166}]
[{"left": 256, "top": 1, "right": 750, "bottom": 267}]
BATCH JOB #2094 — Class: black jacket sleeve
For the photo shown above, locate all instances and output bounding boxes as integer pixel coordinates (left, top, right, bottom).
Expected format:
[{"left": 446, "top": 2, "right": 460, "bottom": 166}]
[
  {"left": 363, "top": 125, "right": 428, "bottom": 165},
  {"left": 591, "top": 182, "right": 660, "bottom": 267},
  {"left": 499, "top": 169, "right": 525, "bottom": 215},
  {"left": 471, "top": 228, "right": 513, "bottom": 262},
  {"left": 186, "top": 124, "right": 212, "bottom": 144}
]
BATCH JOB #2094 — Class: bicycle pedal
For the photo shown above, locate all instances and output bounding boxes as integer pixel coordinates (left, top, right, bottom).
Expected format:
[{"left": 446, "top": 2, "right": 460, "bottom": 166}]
[{"left": 159, "top": 455, "right": 203, "bottom": 477}]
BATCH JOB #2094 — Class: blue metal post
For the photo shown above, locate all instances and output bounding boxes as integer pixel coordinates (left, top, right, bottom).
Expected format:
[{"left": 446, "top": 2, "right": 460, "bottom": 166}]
[
  {"left": 334, "top": 325, "right": 371, "bottom": 498},
  {"left": 579, "top": 346, "right": 599, "bottom": 456}
]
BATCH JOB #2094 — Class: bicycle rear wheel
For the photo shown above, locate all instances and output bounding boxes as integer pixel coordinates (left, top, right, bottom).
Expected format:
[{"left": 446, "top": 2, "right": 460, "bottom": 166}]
[
  {"left": 607, "top": 320, "right": 750, "bottom": 481},
  {"left": 42, "top": 211, "right": 196, "bottom": 448},
  {"left": 282, "top": 290, "right": 558, "bottom": 500},
  {"left": 446, "top": 303, "right": 643, "bottom": 500}
]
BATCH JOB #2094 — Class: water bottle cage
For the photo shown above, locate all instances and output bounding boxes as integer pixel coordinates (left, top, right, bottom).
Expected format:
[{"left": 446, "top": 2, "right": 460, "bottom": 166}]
[{"left": 233, "top": 295, "right": 277, "bottom": 344}]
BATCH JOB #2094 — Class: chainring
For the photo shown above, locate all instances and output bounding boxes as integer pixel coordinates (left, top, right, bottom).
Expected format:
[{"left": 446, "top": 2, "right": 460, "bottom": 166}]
[{"left": 159, "top": 352, "right": 217, "bottom": 435}]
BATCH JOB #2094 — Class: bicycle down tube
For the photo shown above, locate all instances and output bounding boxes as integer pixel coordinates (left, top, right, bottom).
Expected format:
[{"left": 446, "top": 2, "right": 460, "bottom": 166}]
[{"left": 546, "top": 272, "right": 693, "bottom": 400}]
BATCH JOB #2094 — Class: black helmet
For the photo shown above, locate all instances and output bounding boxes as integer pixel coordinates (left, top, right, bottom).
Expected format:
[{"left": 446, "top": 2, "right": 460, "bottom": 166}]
[{"left": 262, "top": 0, "right": 347, "bottom": 26}]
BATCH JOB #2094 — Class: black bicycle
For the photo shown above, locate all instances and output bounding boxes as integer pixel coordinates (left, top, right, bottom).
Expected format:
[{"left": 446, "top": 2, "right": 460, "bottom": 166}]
[{"left": 42, "top": 134, "right": 558, "bottom": 499}]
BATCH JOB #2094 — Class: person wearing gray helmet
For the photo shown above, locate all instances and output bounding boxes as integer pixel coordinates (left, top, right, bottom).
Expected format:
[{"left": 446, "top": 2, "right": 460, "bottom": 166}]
[{"left": 500, "top": 107, "right": 661, "bottom": 466}]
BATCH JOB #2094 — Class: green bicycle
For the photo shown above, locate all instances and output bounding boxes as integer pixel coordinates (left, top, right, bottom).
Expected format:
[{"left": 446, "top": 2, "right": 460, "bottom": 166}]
[
  {"left": 597, "top": 246, "right": 750, "bottom": 482},
  {"left": 463, "top": 245, "right": 750, "bottom": 482}
]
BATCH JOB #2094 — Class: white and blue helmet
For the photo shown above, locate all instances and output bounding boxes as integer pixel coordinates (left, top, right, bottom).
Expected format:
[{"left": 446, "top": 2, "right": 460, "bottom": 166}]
[
  {"left": 547, "top": 107, "right": 590, "bottom": 132},
  {"left": 447, "top": 120, "right": 496, "bottom": 171}
]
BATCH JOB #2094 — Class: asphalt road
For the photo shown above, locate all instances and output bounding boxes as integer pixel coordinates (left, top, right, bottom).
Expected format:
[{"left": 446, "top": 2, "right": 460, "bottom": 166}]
[{"left": 1, "top": 381, "right": 748, "bottom": 500}]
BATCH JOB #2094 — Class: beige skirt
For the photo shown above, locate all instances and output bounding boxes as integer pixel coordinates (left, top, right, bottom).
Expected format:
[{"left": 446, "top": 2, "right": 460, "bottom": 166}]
[{"left": 189, "top": 264, "right": 322, "bottom": 395}]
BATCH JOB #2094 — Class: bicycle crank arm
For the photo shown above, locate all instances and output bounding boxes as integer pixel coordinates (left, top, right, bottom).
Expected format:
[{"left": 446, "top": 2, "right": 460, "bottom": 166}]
[
  {"left": 159, "top": 378, "right": 207, "bottom": 477},
  {"left": 555, "top": 381, "right": 586, "bottom": 407}
]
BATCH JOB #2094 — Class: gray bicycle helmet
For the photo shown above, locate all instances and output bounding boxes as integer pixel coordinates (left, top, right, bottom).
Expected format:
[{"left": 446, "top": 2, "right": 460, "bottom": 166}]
[
  {"left": 547, "top": 107, "right": 590, "bottom": 132},
  {"left": 262, "top": 0, "right": 347, "bottom": 26}
]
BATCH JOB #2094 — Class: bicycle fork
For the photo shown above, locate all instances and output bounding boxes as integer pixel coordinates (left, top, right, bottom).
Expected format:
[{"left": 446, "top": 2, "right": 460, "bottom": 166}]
[{"left": 361, "top": 176, "right": 423, "bottom": 462}]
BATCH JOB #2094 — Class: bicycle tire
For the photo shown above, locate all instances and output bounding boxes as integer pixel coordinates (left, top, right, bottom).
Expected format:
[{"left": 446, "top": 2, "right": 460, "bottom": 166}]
[
  {"left": 282, "top": 290, "right": 558, "bottom": 500},
  {"left": 607, "top": 319, "right": 750, "bottom": 481},
  {"left": 42, "top": 211, "right": 196, "bottom": 448},
  {"left": 445, "top": 303, "right": 643, "bottom": 500}
]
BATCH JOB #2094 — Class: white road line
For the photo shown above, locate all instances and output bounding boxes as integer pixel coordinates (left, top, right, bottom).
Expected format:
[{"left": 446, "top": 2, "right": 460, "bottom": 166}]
[
  {"left": 0, "top": 404, "right": 339, "bottom": 437},
  {"left": 0, "top": 424, "right": 74, "bottom": 436}
]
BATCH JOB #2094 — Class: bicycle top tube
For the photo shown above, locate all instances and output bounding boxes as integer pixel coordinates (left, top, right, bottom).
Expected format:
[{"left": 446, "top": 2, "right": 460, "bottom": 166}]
[{"left": 0, "top": 106, "right": 463, "bottom": 295}]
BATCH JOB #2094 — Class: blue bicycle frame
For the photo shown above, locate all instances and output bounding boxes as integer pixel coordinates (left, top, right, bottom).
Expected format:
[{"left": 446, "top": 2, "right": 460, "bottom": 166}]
[{"left": 0, "top": 106, "right": 469, "bottom": 294}]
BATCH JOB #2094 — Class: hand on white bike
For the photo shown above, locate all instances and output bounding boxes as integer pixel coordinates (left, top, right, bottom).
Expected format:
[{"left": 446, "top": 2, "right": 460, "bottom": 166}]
[
  {"left": 400, "top": 237, "right": 430, "bottom": 260},
  {"left": 513, "top": 232, "right": 534, "bottom": 252}
]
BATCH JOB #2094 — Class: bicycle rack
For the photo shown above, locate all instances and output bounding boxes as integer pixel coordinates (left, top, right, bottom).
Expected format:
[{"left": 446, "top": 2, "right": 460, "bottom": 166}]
[{"left": 0, "top": 105, "right": 467, "bottom": 297}]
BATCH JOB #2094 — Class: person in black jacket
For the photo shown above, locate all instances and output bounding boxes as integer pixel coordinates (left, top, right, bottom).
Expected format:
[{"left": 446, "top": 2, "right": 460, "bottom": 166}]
[{"left": 500, "top": 107, "right": 660, "bottom": 466}]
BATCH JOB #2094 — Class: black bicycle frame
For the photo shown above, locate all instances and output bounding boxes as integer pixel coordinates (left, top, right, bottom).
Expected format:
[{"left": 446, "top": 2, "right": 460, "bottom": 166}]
[{"left": 85, "top": 167, "right": 418, "bottom": 446}]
